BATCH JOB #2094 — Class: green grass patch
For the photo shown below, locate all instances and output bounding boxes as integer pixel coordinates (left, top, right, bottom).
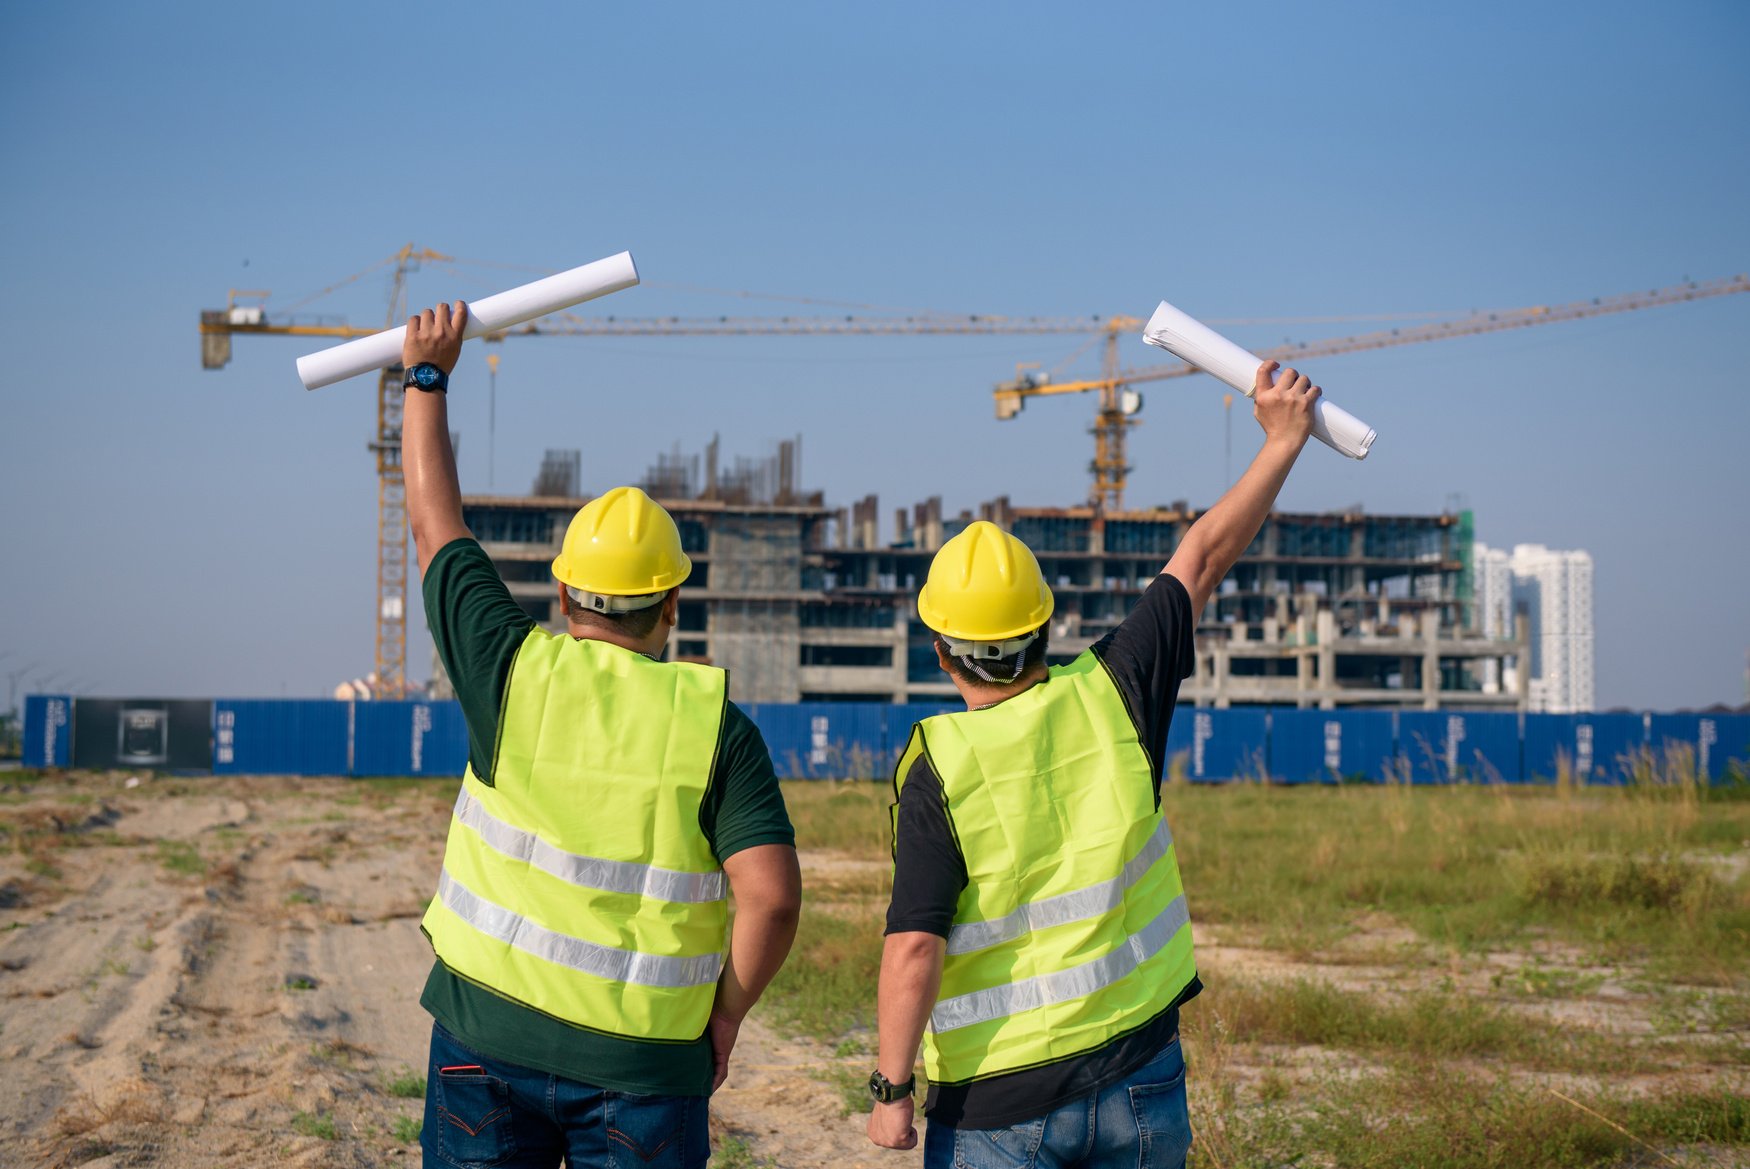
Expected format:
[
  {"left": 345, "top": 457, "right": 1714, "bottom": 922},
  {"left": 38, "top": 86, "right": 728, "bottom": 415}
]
[
  {"left": 290, "top": 1111, "right": 338, "bottom": 1140},
  {"left": 391, "top": 1115, "right": 421, "bottom": 1143},
  {"left": 386, "top": 1070, "right": 426, "bottom": 1099},
  {"left": 762, "top": 906, "right": 882, "bottom": 1041},
  {"left": 156, "top": 840, "right": 206, "bottom": 877},
  {"left": 782, "top": 781, "right": 892, "bottom": 854},
  {"left": 1160, "top": 784, "right": 1750, "bottom": 977},
  {"left": 1198, "top": 1064, "right": 1750, "bottom": 1169},
  {"left": 1207, "top": 977, "right": 1626, "bottom": 1072},
  {"left": 714, "top": 1135, "right": 774, "bottom": 1168}
]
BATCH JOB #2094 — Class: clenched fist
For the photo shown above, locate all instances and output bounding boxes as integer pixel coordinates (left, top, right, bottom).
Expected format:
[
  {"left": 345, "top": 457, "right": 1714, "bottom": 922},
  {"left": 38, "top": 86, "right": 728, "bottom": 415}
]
[
  {"left": 1251, "top": 360, "right": 1320, "bottom": 447},
  {"left": 404, "top": 301, "right": 469, "bottom": 375}
]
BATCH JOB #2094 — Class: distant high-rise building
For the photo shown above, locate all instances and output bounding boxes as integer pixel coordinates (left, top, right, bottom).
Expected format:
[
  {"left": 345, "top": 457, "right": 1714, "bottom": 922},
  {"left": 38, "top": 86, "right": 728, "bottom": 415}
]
[{"left": 1475, "top": 542, "right": 1595, "bottom": 712}]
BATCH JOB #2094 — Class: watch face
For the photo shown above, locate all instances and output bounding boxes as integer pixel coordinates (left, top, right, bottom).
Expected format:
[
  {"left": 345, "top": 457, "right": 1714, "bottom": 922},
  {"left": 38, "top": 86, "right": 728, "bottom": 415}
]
[{"left": 414, "top": 365, "right": 438, "bottom": 386}]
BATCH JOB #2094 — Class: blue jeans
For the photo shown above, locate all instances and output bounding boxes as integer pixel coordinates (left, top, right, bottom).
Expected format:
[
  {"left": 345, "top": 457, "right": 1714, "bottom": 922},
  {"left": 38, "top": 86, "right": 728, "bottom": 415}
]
[
  {"left": 923, "top": 1037, "right": 1192, "bottom": 1169},
  {"left": 421, "top": 1022, "right": 710, "bottom": 1168}
]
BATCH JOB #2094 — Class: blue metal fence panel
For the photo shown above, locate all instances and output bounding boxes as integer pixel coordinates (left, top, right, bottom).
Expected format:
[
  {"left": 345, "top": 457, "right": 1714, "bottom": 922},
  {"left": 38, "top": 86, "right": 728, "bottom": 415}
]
[
  {"left": 22, "top": 695, "right": 72, "bottom": 768},
  {"left": 1264, "top": 709, "right": 1332, "bottom": 784},
  {"left": 882, "top": 703, "right": 958, "bottom": 779},
  {"left": 23, "top": 693, "right": 1741, "bottom": 784},
  {"left": 1165, "top": 708, "right": 1268, "bottom": 782},
  {"left": 213, "top": 700, "right": 351, "bottom": 776},
  {"left": 744, "top": 703, "right": 891, "bottom": 780},
  {"left": 1266, "top": 709, "right": 1397, "bottom": 783},
  {"left": 351, "top": 701, "right": 468, "bottom": 777},
  {"left": 1522, "top": 713, "right": 1646, "bottom": 785},
  {"left": 1717, "top": 715, "right": 1750, "bottom": 780},
  {"left": 1647, "top": 713, "right": 1750, "bottom": 783},
  {"left": 1394, "top": 712, "right": 1519, "bottom": 783}
]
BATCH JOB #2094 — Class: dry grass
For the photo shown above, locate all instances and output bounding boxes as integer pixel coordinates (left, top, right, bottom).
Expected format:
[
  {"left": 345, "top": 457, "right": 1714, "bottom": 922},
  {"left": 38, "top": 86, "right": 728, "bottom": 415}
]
[{"left": 775, "top": 775, "right": 1750, "bottom": 1168}]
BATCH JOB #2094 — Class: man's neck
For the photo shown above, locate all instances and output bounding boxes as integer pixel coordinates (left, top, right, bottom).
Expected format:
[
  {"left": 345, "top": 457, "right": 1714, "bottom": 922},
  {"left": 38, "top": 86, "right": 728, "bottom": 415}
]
[
  {"left": 567, "top": 625, "right": 666, "bottom": 660},
  {"left": 954, "top": 665, "right": 1047, "bottom": 711}
]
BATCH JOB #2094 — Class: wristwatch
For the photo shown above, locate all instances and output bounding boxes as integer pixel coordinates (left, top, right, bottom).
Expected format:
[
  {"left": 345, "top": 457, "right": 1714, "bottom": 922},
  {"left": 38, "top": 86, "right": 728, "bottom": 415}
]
[
  {"left": 867, "top": 1069, "right": 915, "bottom": 1104},
  {"left": 404, "top": 363, "right": 449, "bottom": 392}
]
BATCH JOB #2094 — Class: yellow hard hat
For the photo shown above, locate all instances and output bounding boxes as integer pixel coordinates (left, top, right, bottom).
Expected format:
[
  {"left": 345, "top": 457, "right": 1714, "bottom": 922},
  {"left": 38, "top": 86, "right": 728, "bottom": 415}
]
[
  {"left": 916, "top": 521, "right": 1054, "bottom": 643},
  {"left": 551, "top": 486, "right": 691, "bottom": 597}
]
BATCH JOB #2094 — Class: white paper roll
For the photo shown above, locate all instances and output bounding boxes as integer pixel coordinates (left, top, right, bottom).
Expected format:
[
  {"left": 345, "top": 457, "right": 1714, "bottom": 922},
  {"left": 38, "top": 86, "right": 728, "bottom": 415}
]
[
  {"left": 295, "top": 251, "right": 641, "bottom": 390},
  {"left": 1142, "top": 299, "right": 1376, "bottom": 460}
]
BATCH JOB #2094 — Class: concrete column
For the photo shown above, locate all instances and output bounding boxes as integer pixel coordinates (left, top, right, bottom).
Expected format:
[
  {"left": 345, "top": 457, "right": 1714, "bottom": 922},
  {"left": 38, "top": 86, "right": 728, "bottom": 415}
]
[
  {"left": 1422, "top": 610, "right": 1440, "bottom": 711},
  {"left": 1316, "top": 609, "right": 1336, "bottom": 711}
]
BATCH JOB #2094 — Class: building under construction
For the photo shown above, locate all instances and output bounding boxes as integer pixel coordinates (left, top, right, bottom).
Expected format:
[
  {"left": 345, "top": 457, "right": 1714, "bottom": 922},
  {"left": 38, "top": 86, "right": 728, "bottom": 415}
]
[{"left": 442, "top": 440, "right": 1529, "bottom": 711}]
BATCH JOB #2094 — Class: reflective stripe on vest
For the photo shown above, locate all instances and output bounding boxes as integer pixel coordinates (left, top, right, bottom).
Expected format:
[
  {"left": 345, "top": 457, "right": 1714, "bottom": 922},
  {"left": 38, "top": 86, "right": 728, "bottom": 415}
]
[
  {"left": 451, "top": 786, "right": 727, "bottom": 904},
  {"left": 945, "top": 817, "right": 1173, "bottom": 956},
  {"left": 422, "top": 630, "right": 729, "bottom": 1041},
  {"left": 893, "top": 649, "right": 1197, "bottom": 1085},
  {"left": 434, "top": 868, "right": 724, "bottom": 988},
  {"left": 932, "top": 893, "right": 1188, "bottom": 1032}
]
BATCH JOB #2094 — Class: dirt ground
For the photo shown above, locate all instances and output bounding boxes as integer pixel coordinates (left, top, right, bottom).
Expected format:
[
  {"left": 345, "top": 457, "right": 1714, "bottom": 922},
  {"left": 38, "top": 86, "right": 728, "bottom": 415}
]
[
  {"left": 4, "top": 772, "right": 1743, "bottom": 1168},
  {"left": 0, "top": 772, "right": 902, "bottom": 1169}
]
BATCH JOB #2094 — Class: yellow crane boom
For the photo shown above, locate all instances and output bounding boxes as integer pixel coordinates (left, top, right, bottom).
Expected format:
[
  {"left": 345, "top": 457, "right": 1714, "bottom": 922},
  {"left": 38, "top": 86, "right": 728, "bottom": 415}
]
[{"left": 993, "top": 275, "right": 1750, "bottom": 510}]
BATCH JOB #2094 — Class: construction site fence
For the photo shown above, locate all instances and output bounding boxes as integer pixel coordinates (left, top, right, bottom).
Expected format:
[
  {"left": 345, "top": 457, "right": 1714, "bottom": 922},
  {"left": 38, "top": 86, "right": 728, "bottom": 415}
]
[{"left": 18, "top": 695, "right": 1750, "bottom": 786}]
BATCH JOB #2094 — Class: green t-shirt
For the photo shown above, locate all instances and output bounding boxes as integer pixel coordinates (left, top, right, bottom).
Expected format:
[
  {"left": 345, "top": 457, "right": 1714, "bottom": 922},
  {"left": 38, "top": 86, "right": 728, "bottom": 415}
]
[{"left": 418, "top": 538, "right": 794, "bottom": 1095}]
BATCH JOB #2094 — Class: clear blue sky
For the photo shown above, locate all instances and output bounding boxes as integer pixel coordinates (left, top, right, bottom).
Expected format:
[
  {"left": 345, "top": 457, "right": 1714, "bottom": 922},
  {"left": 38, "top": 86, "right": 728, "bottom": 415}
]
[{"left": 2, "top": 1, "right": 1746, "bottom": 710}]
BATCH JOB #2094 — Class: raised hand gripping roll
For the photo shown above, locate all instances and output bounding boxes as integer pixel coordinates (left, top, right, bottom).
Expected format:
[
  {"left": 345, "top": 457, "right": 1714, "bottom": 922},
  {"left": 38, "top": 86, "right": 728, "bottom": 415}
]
[
  {"left": 295, "top": 251, "right": 641, "bottom": 390},
  {"left": 1142, "top": 299, "right": 1376, "bottom": 459}
]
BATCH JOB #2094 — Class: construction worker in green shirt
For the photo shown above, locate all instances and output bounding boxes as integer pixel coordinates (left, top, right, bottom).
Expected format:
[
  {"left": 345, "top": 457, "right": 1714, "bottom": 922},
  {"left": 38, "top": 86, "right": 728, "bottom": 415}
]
[
  {"left": 401, "top": 301, "right": 802, "bottom": 1169},
  {"left": 868, "top": 360, "right": 1322, "bottom": 1168}
]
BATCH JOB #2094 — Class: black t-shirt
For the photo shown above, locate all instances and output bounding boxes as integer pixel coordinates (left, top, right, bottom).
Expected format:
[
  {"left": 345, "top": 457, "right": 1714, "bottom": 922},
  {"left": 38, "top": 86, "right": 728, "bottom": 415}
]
[{"left": 887, "top": 572, "right": 1202, "bottom": 1128}]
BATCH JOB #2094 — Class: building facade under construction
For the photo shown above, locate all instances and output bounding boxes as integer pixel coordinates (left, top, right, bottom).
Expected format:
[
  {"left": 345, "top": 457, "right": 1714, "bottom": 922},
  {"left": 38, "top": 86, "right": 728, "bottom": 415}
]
[{"left": 441, "top": 440, "right": 1529, "bottom": 711}]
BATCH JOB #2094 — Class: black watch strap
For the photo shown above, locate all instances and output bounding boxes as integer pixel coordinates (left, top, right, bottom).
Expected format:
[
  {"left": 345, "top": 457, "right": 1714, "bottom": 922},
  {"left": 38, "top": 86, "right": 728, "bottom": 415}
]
[
  {"left": 404, "top": 363, "right": 450, "bottom": 392},
  {"left": 868, "top": 1070, "right": 915, "bottom": 1104}
]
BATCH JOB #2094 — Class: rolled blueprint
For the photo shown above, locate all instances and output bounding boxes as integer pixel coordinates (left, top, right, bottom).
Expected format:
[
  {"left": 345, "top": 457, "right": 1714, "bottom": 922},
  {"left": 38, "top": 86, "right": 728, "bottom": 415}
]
[
  {"left": 1142, "top": 299, "right": 1376, "bottom": 460},
  {"left": 295, "top": 251, "right": 641, "bottom": 390}
]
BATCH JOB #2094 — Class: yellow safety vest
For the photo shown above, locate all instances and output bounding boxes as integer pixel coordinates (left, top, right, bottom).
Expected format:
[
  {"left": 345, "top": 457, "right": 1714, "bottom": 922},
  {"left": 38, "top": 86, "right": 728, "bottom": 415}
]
[
  {"left": 422, "top": 629, "right": 729, "bottom": 1042},
  {"left": 893, "top": 650, "right": 1197, "bottom": 1085}
]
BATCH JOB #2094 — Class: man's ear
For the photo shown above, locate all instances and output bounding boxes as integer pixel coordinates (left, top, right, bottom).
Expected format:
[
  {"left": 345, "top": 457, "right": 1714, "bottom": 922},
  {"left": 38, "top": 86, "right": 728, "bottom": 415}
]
[
  {"left": 662, "top": 588, "right": 681, "bottom": 627},
  {"left": 934, "top": 636, "right": 953, "bottom": 675},
  {"left": 555, "top": 581, "right": 571, "bottom": 621}
]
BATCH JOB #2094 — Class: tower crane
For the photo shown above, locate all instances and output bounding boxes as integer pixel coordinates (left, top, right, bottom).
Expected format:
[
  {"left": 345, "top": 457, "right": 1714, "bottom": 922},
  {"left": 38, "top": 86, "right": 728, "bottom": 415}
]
[
  {"left": 992, "top": 275, "right": 1750, "bottom": 510},
  {"left": 202, "top": 262, "right": 1748, "bottom": 690},
  {"left": 202, "top": 244, "right": 449, "bottom": 698},
  {"left": 200, "top": 268, "right": 1125, "bottom": 695}
]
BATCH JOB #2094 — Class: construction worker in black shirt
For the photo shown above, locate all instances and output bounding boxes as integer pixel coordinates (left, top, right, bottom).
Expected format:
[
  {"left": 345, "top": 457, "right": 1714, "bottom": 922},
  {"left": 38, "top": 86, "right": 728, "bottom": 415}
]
[{"left": 868, "top": 360, "right": 1321, "bottom": 1168}]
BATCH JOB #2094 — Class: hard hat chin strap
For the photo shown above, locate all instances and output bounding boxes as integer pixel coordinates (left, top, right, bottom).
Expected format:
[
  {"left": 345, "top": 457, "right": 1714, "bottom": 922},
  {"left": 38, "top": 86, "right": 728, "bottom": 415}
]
[
  {"left": 937, "top": 630, "right": 1039, "bottom": 684},
  {"left": 566, "top": 585, "right": 667, "bottom": 615}
]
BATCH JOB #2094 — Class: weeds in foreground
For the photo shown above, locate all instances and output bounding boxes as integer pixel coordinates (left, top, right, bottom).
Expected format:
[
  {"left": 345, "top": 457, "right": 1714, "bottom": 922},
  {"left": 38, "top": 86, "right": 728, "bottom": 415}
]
[
  {"left": 386, "top": 1070, "right": 425, "bottom": 1099},
  {"left": 715, "top": 1134, "right": 775, "bottom": 1168},
  {"left": 156, "top": 840, "right": 205, "bottom": 877},
  {"left": 391, "top": 1115, "right": 422, "bottom": 1143},
  {"left": 762, "top": 905, "right": 882, "bottom": 1040},
  {"left": 781, "top": 782, "right": 892, "bottom": 854},
  {"left": 290, "top": 1110, "right": 338, "bottom": 1140}
]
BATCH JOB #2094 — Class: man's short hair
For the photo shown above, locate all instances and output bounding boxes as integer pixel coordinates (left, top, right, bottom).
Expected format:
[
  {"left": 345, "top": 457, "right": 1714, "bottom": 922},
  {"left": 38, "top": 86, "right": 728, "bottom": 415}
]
[
  {"left": 937, "top": 624, "right": 1050, "bottom": 689},
  {"left": 565, "top": 587, "right": 670, "bottom": 639}
]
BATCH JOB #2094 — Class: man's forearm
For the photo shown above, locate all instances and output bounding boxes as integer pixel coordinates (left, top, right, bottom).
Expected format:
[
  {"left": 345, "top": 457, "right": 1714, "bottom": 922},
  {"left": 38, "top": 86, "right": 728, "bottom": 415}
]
[
  {"left": 400, "top": 302, "right": 472, "bottom": 574},
  {"left": 403, "top": 387, "right": 468, "bottom": 571},
  {"left": 1183, "top": 435, "right": 1304, "bottom": 578},
  {"left": 875, "top": 932, "right": 945, "bottom": 1082}
]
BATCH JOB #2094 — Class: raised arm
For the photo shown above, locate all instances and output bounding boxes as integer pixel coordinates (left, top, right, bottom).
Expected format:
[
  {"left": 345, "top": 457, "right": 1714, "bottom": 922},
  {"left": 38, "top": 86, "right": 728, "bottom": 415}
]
[
  {"left": 1165, "top": 361, "right": 1319, "bottom": 614},
  {"left": 402, "top": 302, "right": 472, "bottom": 575}
]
